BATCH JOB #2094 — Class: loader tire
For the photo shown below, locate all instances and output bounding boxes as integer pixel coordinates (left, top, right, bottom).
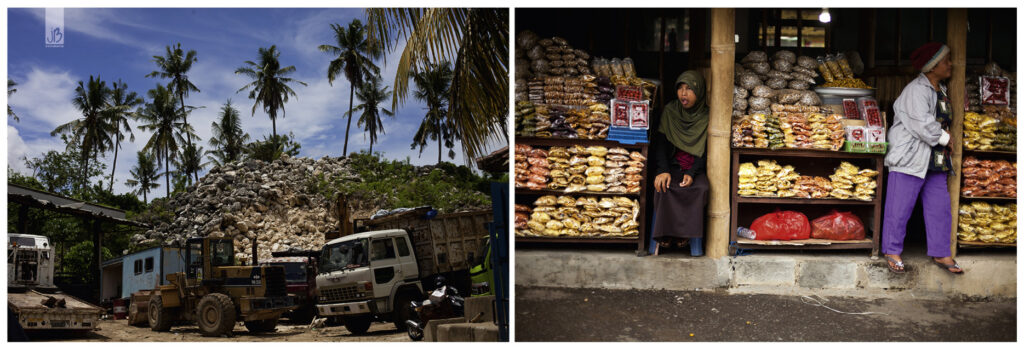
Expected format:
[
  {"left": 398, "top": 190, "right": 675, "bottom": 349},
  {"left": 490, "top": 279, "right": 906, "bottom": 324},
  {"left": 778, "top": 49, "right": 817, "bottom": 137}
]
[
  {"left": 197, "top": 293, "right": 236, "bottom": 337},
  {"left": 244, "top": 317, "right": 279, "bottom": 333},
  {"left": 148, "top": 295, "right": 174, "bottom": 332}
]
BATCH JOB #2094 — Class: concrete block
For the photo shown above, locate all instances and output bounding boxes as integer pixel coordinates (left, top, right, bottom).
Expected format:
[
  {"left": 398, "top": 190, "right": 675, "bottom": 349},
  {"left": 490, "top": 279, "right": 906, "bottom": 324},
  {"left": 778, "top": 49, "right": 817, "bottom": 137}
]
[
  {"left": 797, "top": 261, "right": 857, "bottom": 289},
  {"left": 464, "top": 296, "right": 495, "bottom": 322},
  {"left": 732, "top": 258, "right": 796, "bottom": 286},
  {"left": 424, "top": 317, "right": 463, "bottom": 342},
  {"left": 436, "top": 323, "right": 475, "bottom": 342},
  {"left": 472, "top": 323, "right": 499, "bottom": 341},
  {"left": 864, "top": 260, "right": 915, "bottom": 290}
]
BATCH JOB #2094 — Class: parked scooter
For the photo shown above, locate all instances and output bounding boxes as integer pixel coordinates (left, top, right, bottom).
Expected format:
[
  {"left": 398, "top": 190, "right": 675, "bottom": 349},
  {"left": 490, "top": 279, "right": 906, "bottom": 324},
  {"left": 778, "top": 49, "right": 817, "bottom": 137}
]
[{"left": 405, "top": 277, "right": 465, "bottom": 341}]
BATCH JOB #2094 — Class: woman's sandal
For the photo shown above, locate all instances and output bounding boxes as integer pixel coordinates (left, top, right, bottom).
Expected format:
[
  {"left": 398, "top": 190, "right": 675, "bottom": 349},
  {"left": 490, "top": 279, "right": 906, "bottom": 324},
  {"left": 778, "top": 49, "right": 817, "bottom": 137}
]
[
  {"left": 885, "top": 255, "right": 906, "bottom": 274},
  {"left": 932, "top": 258, "right": 964, "bottom": 274}
]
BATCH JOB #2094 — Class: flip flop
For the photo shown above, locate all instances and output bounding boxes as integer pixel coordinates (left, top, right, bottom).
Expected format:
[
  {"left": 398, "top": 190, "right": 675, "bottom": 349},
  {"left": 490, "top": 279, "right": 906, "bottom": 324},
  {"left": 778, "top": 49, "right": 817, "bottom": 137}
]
[
  {"left": 933, "top": 258, "right": 964, "bottom": 274},
  {"left": 885, "top": 255, "right": 906, "bottom": 274}
]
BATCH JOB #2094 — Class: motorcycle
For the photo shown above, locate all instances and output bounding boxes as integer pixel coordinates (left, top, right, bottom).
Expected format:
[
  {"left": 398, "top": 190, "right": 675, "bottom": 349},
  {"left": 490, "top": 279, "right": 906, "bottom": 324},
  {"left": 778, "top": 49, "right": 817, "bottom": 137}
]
[{"left": 405, "top": 283, "right": 464, "bottom": 341}]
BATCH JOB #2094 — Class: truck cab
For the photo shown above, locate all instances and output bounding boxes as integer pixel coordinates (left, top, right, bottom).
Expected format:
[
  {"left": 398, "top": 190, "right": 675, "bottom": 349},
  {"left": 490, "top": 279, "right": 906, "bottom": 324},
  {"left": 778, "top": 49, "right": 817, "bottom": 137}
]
[
  {"left": 315, "top": 229, "right": 422, "bottom": 334},
  {"left": 8, "top": 234, "right": 56, "bottom": 289}
]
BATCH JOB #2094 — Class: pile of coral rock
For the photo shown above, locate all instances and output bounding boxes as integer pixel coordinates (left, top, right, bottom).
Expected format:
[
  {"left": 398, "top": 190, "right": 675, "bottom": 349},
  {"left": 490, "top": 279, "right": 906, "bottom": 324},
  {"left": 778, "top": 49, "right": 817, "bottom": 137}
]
[{"left": 130, "top": 155, "right": 487, "bottom": 264}]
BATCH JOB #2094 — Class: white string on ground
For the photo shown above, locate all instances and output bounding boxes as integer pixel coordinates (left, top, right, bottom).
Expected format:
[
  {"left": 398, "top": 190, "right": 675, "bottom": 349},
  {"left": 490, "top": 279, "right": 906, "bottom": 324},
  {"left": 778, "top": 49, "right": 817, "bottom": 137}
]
[{"left": 799, "top": 295, "right": 890, "bottom": 316}]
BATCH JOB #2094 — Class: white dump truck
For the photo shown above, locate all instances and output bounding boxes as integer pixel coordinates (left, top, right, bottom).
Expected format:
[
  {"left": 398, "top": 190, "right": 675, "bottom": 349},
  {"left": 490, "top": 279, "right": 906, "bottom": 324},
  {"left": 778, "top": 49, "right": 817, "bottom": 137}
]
[
  {"left": 8, "top": 233, "right": 103, "bottom": 334},
  {"left": 315, "top": 208, "right": 491, "bottom": 334}
]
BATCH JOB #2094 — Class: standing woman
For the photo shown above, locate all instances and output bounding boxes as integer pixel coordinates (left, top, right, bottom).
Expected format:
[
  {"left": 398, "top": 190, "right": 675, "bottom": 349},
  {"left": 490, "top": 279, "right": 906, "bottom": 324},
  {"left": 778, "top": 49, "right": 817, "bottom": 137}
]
[
  {"left": 882, "top": 42, "right": 963, "bottom": 274},
  {"left": 646, "top": 70, "right": 710, "bottom": 256}
]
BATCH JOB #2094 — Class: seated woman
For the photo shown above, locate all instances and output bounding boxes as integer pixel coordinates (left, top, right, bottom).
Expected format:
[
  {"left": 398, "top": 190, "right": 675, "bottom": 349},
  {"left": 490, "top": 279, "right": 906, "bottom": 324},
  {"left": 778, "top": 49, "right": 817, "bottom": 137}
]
[{"left": 646, "top": 70, "right": 710, "bottom": 256}]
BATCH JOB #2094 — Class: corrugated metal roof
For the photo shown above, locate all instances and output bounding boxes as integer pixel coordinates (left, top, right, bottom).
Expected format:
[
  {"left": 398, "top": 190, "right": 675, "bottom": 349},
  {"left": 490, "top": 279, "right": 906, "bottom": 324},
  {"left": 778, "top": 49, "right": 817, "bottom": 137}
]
[{"left": 7, "top": 183, "right": 148, "bottom": 227}]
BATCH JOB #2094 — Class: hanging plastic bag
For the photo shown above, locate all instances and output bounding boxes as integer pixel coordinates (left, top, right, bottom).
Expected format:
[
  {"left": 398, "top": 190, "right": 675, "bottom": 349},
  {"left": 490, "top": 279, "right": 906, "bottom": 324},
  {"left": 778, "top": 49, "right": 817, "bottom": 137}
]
[
  {"left": 811, "top": 210, "right": 866, "bottom": 240},
  {"left": 750, "top": 210, "right": 811, "bottom": 240}
]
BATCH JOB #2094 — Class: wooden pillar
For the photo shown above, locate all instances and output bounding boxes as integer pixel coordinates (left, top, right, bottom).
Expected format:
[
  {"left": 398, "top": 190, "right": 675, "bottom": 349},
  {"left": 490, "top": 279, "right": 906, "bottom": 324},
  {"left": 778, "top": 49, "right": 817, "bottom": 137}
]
[
  {"left": 92, "top": 219, "right": 102, "bottom": 301},
  {"left": 895, "top": 9, "right": 903, "bottom": 66},
  {"left": 17, "top": 204, "right": 29, "bottom": 233},
  {"left": 947, "top": 9, "right": 967, "bottom": 258},
  {"left": 863, "top": 9, "right": 877, "bottom": 70},
  {"left": 708, "top": 8, "right": 734, "bottom": 259}
]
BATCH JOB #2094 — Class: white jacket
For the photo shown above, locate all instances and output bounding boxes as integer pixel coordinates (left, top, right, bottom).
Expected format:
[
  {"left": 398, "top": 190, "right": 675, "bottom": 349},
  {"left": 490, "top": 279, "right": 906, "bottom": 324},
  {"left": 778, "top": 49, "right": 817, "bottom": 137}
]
[{"left": 885, "top": 73, "right": 951, "bottom": 179}]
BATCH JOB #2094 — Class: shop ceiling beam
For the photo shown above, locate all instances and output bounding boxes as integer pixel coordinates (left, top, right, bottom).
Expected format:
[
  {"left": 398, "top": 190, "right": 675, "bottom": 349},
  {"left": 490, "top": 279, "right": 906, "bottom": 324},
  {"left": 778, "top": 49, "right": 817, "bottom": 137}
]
[
  {"left": 708, "top": 8, "right": 735, "bottom": 259},
  {"left": 947, "top": 8, "right": 967, "bottom": 258}
]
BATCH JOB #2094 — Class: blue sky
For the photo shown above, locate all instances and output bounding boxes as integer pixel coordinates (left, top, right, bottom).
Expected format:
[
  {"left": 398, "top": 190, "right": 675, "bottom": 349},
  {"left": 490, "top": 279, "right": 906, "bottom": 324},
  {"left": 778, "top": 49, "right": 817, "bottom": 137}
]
[{"left": 6, "top": 8, "right": 504, "bottom": 199}]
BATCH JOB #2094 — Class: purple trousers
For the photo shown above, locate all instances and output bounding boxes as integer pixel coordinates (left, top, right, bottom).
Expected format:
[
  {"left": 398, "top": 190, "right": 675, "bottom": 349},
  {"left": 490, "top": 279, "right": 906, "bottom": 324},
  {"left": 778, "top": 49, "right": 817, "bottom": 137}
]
[{"left": 881, "top": 171, "right": 952, "bottom": 257}]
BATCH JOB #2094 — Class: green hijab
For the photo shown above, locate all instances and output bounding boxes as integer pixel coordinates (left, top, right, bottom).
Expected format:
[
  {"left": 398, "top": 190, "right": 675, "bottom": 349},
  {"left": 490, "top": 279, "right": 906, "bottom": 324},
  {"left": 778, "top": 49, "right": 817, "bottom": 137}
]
[{"left": 658, "top": 70, "right": 709, "bottom": 157}]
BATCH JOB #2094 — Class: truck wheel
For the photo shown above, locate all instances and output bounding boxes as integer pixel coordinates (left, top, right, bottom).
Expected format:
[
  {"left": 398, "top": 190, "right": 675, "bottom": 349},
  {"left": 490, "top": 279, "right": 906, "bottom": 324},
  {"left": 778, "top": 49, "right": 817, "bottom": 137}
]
[
  {"left": 244, "top": 317, "right": 279, "bottom": 333},
  {"left": 343, "top": 315, "right": 372, "bottom": 335},
  {"left": 148, "top": 295, "right": 174, "bottom": 332},
  {"left": 392, "top": 293, "right": 416, "bottom": 331},
  {"left": 196, "top": 293, "right": 236, "bottom": 337}
]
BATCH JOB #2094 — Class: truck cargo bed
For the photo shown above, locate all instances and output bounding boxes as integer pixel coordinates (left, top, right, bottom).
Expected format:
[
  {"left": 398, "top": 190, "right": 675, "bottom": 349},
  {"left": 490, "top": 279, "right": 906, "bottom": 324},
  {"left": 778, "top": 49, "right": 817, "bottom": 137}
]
[
  {"left": 9, "top": 289, "right": 103, "bottom": 330},
  {"left": 361, "top": 209, "right": 491, "bottom": 278}
]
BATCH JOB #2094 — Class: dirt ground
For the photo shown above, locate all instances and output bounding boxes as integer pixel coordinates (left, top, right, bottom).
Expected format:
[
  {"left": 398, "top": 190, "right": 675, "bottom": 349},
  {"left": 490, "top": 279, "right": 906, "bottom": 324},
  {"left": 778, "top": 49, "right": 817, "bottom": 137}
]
[{"left": 27, "top": 318, "right": 409, "bottom": 342}]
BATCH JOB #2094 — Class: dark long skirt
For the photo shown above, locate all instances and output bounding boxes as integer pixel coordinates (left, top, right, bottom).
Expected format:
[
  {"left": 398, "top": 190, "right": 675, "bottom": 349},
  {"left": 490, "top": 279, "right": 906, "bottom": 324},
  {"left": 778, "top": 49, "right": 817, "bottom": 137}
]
[{"left": 651, "top": 171, "right": 709, "bottom": 239}]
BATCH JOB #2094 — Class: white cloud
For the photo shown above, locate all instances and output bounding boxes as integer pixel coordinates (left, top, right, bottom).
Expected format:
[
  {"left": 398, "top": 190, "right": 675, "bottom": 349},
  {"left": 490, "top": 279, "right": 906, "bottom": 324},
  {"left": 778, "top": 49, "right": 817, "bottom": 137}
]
[
  {"left": 7, "top": 67, "right": 81, "bottom": 132},
  {"left": 6, "top": 125, "right": 65, "bottom": 175}
]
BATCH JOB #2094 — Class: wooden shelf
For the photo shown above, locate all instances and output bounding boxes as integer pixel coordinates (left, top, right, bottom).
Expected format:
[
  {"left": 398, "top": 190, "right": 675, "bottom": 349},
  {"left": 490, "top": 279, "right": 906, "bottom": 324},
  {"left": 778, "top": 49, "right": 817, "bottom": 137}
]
[
  {"left": 732, "top": 147, "right": 885, "bottom": 159},
  {"left": 963, "top": 149, "right": 1018, "bottom": 158},
  {"left": 957, "top": 240, "right": 1016, "bottom": 248},
  {"left": 515, "top": 188, "right": 640, "bottom": 197},
  {"left": 736, "top": 196, "right": 877, "bottom": 205},
  {"left": 735, "top": 238, "right": 874, "bottom": 250},
  {"left": 515, "top": 136, "right": 649, "bottom": 252},
  {"left": 731, "top": 148, "right": 884, "bottom": 255},
  {"left": 960, "top": 195, "right": 1017, "bottom": 201},
  {"left": 515, "top": 236, "right": 640, "bottom": 244},
  {"left": 516, "top": 137, "right": 648, "bottom": 150}
]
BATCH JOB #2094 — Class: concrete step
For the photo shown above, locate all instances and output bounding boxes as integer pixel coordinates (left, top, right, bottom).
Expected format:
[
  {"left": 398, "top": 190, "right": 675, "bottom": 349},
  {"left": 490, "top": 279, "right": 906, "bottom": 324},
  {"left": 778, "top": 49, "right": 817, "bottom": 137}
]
[
  {"left": 436, "top": 322, "right": 499, "bottom": 342},
  {"left": 515, "top": 249, "right": 1016, "bottom": 299},
  {"left": 463, "top": 296, "right": 495, "bottom": 323}
]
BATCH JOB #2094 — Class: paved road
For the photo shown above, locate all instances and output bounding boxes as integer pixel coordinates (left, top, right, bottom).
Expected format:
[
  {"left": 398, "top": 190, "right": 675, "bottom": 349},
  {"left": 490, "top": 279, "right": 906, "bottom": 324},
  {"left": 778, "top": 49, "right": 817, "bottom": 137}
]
[{"left": 515, "top": 286, "right": 1016, "bottom": 342}]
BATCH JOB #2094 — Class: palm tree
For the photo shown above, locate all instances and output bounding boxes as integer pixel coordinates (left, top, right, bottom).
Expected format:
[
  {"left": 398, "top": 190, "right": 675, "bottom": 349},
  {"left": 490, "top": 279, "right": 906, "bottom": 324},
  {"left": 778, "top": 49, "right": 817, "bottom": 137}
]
[
  {"left": 125, "top": 151, "right": 160, "bottom": 204},
  {"left": 319, "top": 19, "right": 382, "bottom": 157},
  {"left": 146, "top": 43, "right": 200, "bottom": 182},
  {"left": 346, "top": 76, "right": 393, "bottom": 154},
  {"left": 173, "top": 143, "right": 210, "bottom": 186},
  {"left": 410, "top": 61, "right": 455, "bottom": 163},
  {"left": 235, "top": 45, "right": 307, "bottom": 140},
  {"left": 51, "top": 75, "right": 115, "bottom": 190},
  {"left": 7, "top": 79, "right": 19, "bottom": 122},
  {"left": 208, "top": 99, "right": 250, "bottom": 166},
  {"left": 106, "top": 79, "right": 143, "bottom": 191},
  {"left": 366, "top": 8, "right": 508, "bottom": 163},
  {"left": 138, "top": 84, "right": 186, "bottom": 198}
]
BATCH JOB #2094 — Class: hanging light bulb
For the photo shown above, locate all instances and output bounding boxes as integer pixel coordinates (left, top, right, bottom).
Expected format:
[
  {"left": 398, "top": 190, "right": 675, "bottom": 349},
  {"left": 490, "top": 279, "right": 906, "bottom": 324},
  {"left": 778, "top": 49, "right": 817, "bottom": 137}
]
[{"left": 819, "top": 8, "right": 831, "bottom": 23}]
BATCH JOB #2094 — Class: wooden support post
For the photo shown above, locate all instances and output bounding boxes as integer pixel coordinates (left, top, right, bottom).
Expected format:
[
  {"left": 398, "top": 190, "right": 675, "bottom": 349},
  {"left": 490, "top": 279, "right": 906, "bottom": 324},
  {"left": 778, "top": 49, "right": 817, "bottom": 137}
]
[
  {"left": 17, "top": 204, "right": 29, "bottom": 233},
  {"left": 708, "top": 8, "right": 734, "bottom": 259},
  {"left": 947, "top": 9, "right": 967, "bottom": 258},
  {"left": 92, "top": 219, "right": 102, "bottom": 301}
]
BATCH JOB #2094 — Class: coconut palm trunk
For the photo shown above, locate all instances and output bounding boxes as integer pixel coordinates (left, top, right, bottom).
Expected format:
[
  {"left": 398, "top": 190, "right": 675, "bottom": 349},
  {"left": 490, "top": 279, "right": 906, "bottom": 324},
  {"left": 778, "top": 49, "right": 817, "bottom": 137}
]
[
  {"left": 164, "top": 147, "right": 171, "bottom": 198},
  {"left": 344, "top": 85, "right": 355, "bottom": 156},
  {"left": 109, "top": 132, "right": 120, "bottom": 191},
  {"left": 179, "top": 93, "right": 198, "bottom": 182}
]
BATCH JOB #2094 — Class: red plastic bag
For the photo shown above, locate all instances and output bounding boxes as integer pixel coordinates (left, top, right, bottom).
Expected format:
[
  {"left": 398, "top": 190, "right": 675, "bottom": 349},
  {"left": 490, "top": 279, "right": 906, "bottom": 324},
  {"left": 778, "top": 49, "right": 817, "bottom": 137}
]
[
  {"left": 811, "top": 210, "right": 865, "bottom": 241},
  {"left": 750, "top": 210, "right": 811, "bottom": 240}
]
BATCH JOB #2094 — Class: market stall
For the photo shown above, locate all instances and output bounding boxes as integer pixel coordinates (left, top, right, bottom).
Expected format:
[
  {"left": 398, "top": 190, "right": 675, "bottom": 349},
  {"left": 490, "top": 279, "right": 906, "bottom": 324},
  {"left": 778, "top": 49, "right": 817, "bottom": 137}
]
[
  {"left": 513, "top": 33, "right": 657, "bottom": 251},
  {"left": 955, "top": 63, "right": 1017, "bottom": 249},
  {"left": 727, "top": 48, "right": 886, "bottom": 255}
]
